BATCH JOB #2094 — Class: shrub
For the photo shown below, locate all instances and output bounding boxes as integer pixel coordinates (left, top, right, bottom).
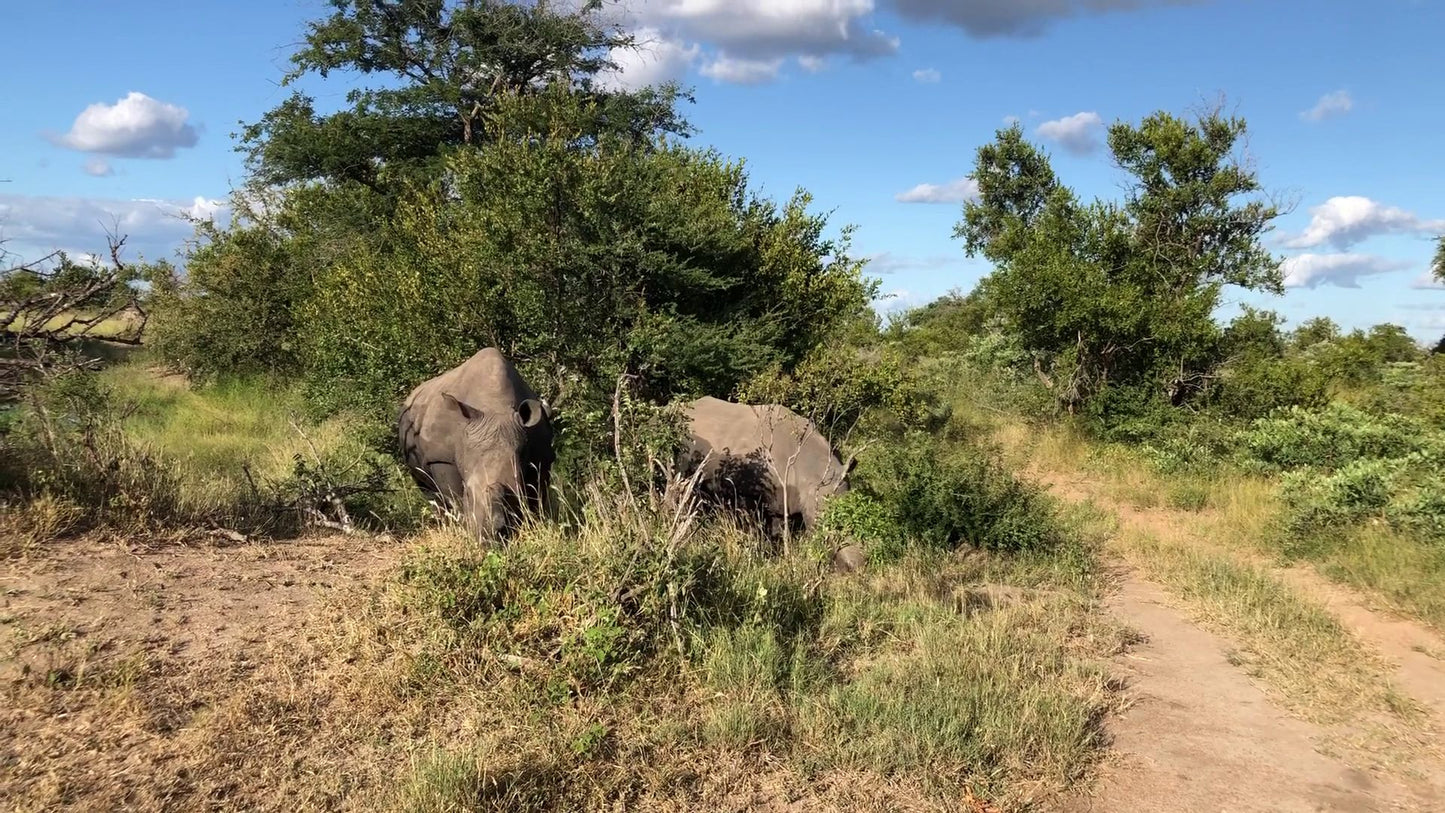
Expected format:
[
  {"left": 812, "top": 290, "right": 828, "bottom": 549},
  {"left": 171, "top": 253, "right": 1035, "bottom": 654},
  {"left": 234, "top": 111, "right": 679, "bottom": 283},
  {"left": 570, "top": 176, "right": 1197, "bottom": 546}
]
[
  {"left": 1279, "top": 459, "right": 1398, "bottom": 539},
  {"left": 162, "top": 91, "right": 876, "bottom": 450},
  {"left": 1237, "top": 403, "right": 1438, "bottom": 472},
  {"left": 841, "top": 432, "right": 1064, "bottom": 559},
  {"left": 816, "top": 490, "right": 905, "bottom": 561},
  {"left": 736, "top": 342, "right": 940, "bottom": 448},
  {"left": 1208, "top": 353, "right": 1331, "bottom": 422},
  {"left": 3, "top": 370, "right": 183, "bottom": 536}
]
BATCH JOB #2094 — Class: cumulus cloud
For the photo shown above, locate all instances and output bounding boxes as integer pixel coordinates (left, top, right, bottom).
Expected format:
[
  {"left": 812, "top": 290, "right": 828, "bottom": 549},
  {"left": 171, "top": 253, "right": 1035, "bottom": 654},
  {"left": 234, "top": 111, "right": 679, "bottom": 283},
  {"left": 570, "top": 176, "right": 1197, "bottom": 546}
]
[
  {"left": 596, "top": 28, "right": 700, "bottom": 91},
  {"left": 913, "top": 67, "right": 941, "bottom": 83},
  {"left": 1036, "top": 111, "right": 1104, "bottom": 155},
  {"left": 1300, "top": 89, "right": 1353, "bottom": 123},
  {"left": 83, "top": 158, "right": 114, "bottom": 177},
  {"left": 1280, "top": 252, "right": 1412, "bottom": 289},
  {"left": 1003, "top": 114, "right": 1021, "bottom": 126},
  {"left": 0, "top": 193, "right": 227, "bottom": 266},
  {"left": 887, "top": 0, "right": 1198, "bottom": 38},
  {"left": 50, "top": 92, "right": 200, "bottom": 159},
  {"left": 1280, "top": 196, "right": 1445, "bottom": 250},
  {"left": 895, "top": 177, "right": 980, "bottom": 204},
  {"left": 700, "top": 55, "right": 785, "bottom": 84},
  {"left": 601, "top": 0, "right": 898, "bottom": 86}
]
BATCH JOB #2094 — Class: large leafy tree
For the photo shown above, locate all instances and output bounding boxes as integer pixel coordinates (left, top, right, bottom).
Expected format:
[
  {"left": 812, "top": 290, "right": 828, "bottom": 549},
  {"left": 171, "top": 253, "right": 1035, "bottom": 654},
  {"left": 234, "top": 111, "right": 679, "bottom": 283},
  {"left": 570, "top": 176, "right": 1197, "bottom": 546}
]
[
  {"left": 240, "top": 0, "right": 692, "bottom": 190},
  {"left": 161, "top": 10, "right": 877, "bottom": 467},
  {"left": 954, "top": 108, "right": 1284, "bottom": 414}
]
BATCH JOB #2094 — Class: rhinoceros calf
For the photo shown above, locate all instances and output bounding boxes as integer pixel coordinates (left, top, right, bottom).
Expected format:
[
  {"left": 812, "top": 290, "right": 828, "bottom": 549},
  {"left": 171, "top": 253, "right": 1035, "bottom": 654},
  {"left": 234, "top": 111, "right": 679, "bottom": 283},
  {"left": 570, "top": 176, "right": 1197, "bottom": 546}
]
[
  {"left": 397, "top": 348, "right": 555, "bottom": 540},
  {"left": 679, "top": 396, "right": 853, "bottom": 538}
]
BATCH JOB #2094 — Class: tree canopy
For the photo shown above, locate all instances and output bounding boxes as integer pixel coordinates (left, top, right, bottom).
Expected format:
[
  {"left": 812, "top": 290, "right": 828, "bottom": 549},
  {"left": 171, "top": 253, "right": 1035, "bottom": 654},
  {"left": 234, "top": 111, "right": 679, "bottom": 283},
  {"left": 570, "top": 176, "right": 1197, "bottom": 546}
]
[
  {"left": 239, "top": 0, "right": 692, "bottom": 190},
  {"left": 953, "top": 109, "right": 1284, "bottom": 415},
  {"left": 157, "top": 3, "right": 879, "bottom": 468}
]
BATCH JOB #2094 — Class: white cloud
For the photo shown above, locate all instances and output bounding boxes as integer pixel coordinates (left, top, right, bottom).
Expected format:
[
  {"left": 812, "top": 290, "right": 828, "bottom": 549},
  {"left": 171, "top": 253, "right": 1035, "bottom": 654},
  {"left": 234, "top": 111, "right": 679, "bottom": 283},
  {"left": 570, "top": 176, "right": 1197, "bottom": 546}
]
[
  {"left": 700, "top": 55, "right": 785, "bottom": 85},
  {"left": 1280, "top": 252, "right": 1412, "bottom": 289},
  {"left": 602, "top": 0, "right": 898, "bottom": 87},
  {"left": 895, "top": 177, "right": 980, "bottom": 204},
  {"left": 912, "top": 67, "right": 941, "bottom": 83},
  {"left": 83, "top": 158, "right": 114, "bottom": 177},
  {"left": 798, "top": 55, "right": 827, "bottom": 73},
  {"left": 887, "top": 0, "right": 1197, "bottom": 38},
  {"left": 1412, "top": 272, "right": 1445, "bottom": 290},
  {"left": 1003, "top": 114, "right": 1021, "bottom": 126},
  {"left": 864, "top": 252, "right": 961, "bottom": 274},
  {"left": 1300, "top": 89, "right": 1353, "bottom": 123},
  {"left": 1036, "top": 111, "right": 1104, "bottom": 155},
  {"left": 50, "top": 92, "right": 200, "bottom": 159},
  {"left": 0, "top": 192, "right": 228, "bottom": 266},
  {"left": 596, "top": 27, "right": 701, "bottom": 91},
  {"left": 1280, "top": 196, "right": 1445, "bottom": 250}
]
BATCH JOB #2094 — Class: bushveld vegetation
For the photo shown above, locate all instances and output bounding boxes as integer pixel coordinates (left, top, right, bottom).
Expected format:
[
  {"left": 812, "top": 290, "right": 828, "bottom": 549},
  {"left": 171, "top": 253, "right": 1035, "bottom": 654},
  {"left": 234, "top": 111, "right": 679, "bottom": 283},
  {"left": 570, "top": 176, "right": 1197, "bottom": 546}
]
[{"left": 3, "top": 0, "right": 1445, "bottom": 810}]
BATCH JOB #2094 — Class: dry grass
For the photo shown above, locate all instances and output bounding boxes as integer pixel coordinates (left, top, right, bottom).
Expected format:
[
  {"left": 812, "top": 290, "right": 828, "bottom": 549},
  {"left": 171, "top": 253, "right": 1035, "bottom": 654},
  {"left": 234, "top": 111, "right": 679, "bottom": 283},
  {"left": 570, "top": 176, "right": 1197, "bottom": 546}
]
[{"left": 0, "top": 505, "right": 1127, "bottom": 812}]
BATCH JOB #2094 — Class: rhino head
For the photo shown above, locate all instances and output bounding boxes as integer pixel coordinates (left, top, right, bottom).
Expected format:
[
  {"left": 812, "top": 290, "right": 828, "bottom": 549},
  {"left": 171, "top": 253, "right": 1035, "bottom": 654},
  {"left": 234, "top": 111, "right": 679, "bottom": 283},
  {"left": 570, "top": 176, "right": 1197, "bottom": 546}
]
[{"left": 442, "top": 392, "right": 551, "bottom": 541}]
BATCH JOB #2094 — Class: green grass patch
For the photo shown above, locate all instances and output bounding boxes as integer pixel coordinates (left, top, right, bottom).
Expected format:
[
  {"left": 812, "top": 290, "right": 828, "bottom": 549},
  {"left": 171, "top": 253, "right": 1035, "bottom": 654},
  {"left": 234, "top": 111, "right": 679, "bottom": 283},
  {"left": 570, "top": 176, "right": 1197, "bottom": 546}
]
[{"left": 377, "top": 486, "right": 1124, "bottom": 811}]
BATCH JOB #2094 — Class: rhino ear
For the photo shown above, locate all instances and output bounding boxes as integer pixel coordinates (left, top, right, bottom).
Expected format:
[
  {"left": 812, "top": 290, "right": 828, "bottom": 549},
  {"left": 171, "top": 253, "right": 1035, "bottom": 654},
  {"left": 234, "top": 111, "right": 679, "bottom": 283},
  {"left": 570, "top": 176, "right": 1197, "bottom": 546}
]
[
  {"left": 516, "top": 398, "right": 546, "bottom": 429},
  {"left": 443, "top": 392, "right": 485, "bottom": 421}
]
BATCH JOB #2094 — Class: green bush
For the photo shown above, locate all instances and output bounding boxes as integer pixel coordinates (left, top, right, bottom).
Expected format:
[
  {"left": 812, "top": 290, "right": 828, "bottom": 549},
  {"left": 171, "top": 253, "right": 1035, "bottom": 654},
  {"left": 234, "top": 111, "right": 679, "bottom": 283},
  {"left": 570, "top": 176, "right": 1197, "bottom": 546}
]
[
  {"left": 816, "top": 490, "right": 905, "bottom": 561},
  {"left": 841, "top": 432, "right": 1064, "bottom": 559},
  {"left": 161, "top": 91, "right": 876, "bottom": 464},
  {"left": 736, "top": 342, "right": 941, "bottom": 448},
  {"left": 1279, "top": 459, "right": 1398, "bottom": 538},
  {"left": 1238, "top": 403, "right": 1439, "bottom": 472},
  {"left": 3, "top": 371, "right": 183, "bottom": 535},
  {"left": 1209, "top": 353, "right": 1331, "bottom": 422}
]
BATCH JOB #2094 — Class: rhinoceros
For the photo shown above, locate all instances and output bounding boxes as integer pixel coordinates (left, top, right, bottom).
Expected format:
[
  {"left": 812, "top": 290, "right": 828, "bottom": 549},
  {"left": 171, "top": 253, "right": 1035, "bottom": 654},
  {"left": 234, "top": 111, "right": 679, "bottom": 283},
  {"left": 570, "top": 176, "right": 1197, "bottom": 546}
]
[
  {"left": 397, "top": 348, "right": 555, "bottom": 540},
  {"left": 678, "top": 396, "right": 853, "bottom": 538}
]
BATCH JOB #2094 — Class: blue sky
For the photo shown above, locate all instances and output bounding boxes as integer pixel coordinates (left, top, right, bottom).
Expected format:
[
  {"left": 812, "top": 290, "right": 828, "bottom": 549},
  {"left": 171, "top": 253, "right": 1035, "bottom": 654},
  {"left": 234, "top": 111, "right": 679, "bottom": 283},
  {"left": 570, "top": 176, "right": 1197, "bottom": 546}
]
[{"left": 3, "top": 0, "right": 1443, "bottom": 341}]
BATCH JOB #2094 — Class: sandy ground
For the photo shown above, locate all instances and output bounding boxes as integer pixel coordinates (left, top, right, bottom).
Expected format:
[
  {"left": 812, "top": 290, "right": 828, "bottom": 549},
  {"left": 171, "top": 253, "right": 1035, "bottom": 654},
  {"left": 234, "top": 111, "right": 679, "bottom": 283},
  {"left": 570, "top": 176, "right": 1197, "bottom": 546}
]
[{"left": 1044, "top": 476, "right": 1445, "bottom": 813}]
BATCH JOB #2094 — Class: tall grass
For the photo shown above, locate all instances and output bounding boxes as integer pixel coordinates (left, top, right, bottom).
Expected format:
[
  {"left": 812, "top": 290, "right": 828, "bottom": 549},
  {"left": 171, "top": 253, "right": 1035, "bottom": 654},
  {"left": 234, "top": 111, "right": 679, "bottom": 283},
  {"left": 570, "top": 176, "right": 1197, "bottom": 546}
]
[
  {"left": 2, "top": 362, "right": 425, "bottom": 545},
  {"left": 376, "top": 494, "right": 1127, "bottom": 811}
]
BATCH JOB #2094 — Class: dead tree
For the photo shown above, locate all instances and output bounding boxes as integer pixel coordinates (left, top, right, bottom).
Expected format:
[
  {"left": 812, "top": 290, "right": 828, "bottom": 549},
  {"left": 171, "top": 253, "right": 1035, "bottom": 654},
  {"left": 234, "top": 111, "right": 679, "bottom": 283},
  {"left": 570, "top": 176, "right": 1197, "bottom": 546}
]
[{"left": 1, "top": 231, "right": 152, "bottom": 399}]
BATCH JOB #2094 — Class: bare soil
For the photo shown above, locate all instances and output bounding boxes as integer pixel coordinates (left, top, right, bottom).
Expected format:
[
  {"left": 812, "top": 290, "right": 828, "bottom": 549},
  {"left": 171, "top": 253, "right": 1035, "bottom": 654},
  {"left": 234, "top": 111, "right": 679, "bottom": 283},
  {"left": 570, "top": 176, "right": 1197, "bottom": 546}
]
[
  {"left": 0, "top": 533, "right": 402, "bottom": 811},
  {"left": 1043, "top": 475, "right": 1445, "bottom": 813}
]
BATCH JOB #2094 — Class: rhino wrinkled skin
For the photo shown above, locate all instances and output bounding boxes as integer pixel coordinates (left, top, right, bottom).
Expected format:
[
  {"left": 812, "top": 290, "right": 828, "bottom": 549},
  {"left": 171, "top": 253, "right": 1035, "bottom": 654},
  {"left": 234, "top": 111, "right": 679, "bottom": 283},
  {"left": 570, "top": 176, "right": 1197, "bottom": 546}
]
[
  {"left": 679, "top": 396, "right": 853, "bottom": 538},
  {"left": 397, "top": 348, "right": 555, "bottom": 540}
]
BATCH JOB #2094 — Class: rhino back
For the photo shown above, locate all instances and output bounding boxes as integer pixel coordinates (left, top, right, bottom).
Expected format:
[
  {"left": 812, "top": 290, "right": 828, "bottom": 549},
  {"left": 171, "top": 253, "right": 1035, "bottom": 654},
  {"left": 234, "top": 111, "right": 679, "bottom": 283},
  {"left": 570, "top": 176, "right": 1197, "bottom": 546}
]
[{"left": 684, "top": 397, "right": 845, "bottom": 525}]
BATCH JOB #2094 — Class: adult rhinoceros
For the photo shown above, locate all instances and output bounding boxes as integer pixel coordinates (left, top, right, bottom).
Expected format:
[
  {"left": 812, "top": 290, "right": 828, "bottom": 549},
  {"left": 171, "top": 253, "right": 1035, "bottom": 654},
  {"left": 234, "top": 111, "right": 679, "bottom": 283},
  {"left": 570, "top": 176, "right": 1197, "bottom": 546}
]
[
  {"left": 397, "top": 348, "right": 555, "bottom": 540},
  {"left": 678, "top": 396, "right": 853, "bottom": 539}
]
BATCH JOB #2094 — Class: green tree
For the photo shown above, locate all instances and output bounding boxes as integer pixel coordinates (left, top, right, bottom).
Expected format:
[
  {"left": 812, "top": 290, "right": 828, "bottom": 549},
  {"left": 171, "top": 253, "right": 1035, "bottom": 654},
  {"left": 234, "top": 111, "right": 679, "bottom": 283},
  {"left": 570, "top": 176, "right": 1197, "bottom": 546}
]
[
  {"left": 240, "top": 0, "right": 691, "bottom": 190},
  {"left": 1289, "top": 316, "right": 1341, "bottom": 352},
  {"left": 176, "top": 89, "right": 874, "bottom": 472},
  {"left": 954, "top": 108, "right": 1283, "bottom": 415}
]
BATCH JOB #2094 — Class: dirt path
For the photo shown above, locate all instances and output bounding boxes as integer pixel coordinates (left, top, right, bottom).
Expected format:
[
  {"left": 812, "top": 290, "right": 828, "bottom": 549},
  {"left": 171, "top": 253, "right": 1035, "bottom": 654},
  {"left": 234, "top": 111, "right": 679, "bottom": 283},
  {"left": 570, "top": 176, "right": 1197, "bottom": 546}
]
[
  {"left": 1078, "top": 574, "right": 1420, "bottom": 812},
  {"left": 1275, "top": 564, "right": 1445, "bottom": 719},
  {"left": 1044, "top": 475, "right": 1445, "bottom": 812}
]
